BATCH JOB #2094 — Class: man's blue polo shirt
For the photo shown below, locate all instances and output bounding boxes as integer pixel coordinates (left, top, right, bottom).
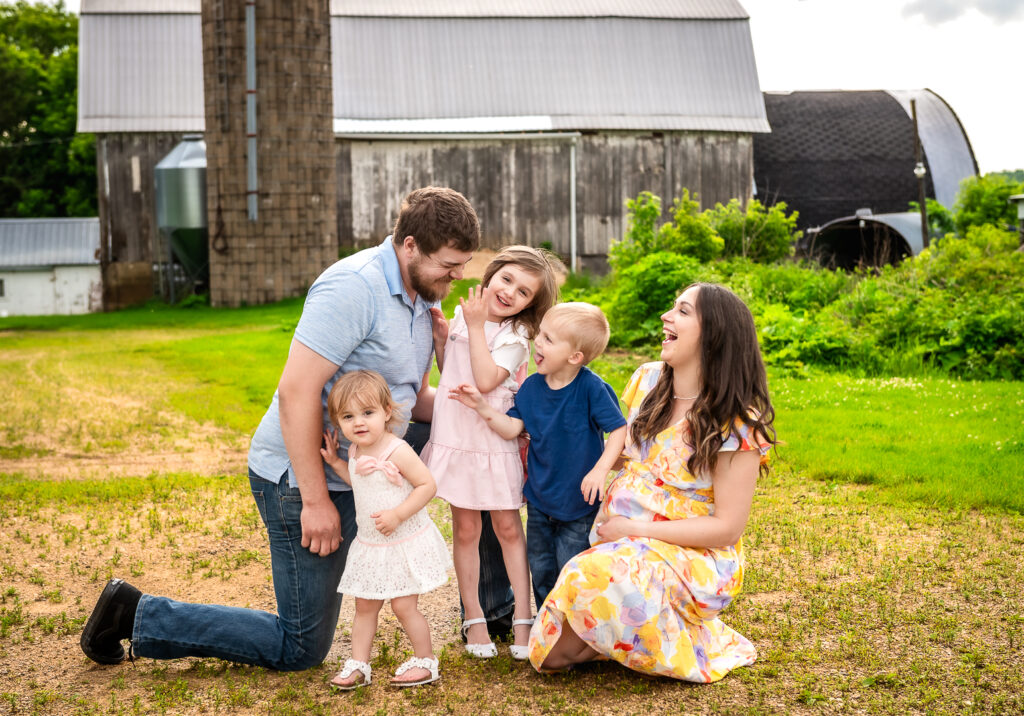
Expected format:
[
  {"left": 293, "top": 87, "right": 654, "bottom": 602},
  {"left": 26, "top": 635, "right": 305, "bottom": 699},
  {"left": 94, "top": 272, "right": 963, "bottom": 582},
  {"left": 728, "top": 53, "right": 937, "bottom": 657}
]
[{"left": 248, "top": 237, "right": 436, "bottom": 491}]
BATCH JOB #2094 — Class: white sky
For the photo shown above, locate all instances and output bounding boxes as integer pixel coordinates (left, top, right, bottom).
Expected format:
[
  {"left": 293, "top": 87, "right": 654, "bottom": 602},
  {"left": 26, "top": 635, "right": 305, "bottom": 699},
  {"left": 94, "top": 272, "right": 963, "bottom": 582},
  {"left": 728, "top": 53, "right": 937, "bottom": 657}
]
[
  {"left": 63, "top": 0, "right": 1023, "bottom": 174},
  {"left": 742, "top": 0, "right": 1023, "bottom": 174}
]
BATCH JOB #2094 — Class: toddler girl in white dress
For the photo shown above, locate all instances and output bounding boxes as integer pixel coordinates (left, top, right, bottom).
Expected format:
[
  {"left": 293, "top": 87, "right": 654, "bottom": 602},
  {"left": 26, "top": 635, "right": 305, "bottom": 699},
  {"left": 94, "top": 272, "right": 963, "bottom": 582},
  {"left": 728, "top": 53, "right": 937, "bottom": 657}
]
[{"left": 320, "top": 370, "right": 451, "bottom": 690}]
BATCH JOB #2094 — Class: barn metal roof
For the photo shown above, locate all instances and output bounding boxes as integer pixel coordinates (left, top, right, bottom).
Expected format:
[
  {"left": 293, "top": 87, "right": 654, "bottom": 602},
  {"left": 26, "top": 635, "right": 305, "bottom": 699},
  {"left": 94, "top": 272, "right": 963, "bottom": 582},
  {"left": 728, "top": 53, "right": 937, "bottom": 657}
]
[
  {"left": 78, "top": 1, "right": 767, "bottom": 135},
  {"left": 0, "top": 219, "right": 101, "bottom": 268},
  {"left": 328, "top": 0, "right": 749, "bottom": 19},
  {"left": 77, "top": 11, "right": 204, "bottom": 132},
  {"left": 754, "top": 89, "right": 978, "bottom": 231},
  {"left": 331, "top": 16, "right": 768, "bottom": 133},
  {"left": 886, "top": 89, "right": 979, "bottom": 209}
]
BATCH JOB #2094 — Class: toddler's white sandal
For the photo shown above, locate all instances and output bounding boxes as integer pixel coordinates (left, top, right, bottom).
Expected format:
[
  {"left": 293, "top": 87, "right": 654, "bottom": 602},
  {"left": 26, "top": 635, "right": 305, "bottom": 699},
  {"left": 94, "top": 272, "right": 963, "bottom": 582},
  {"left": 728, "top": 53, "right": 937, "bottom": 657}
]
[
  {"left": 509, "top": 617, "right": 534, "bottom": 661},
  {"left": 331, "top": 659, "right": 371, "bottom": 690},
  {"left": 391, "top": 656, "right": 440, "bottom": 687},
  {"left": 461, "top": 617, "right": 498, "bottom": 658}
]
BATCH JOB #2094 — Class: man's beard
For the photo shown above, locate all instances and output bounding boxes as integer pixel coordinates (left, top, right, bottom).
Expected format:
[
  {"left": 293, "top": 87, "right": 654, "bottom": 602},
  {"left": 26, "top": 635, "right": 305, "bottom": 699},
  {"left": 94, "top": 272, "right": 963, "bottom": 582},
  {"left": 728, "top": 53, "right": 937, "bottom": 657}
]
[{"left": 408, "top": 256, "right": 452, "bottom": 303}]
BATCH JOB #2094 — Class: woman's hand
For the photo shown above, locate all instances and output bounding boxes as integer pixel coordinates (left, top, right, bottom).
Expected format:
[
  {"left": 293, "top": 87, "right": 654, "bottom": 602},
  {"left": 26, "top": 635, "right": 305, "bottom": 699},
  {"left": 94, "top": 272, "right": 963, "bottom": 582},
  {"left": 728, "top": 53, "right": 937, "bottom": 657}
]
[
  {"left": 595, "top": 516, "right": 637, "bottom": 542},
  {"left": 371, "top": 509, "right": 401, "bottom": 536},
  {"left": 460, "top": 283, "right": 491, "bottom": 330}
]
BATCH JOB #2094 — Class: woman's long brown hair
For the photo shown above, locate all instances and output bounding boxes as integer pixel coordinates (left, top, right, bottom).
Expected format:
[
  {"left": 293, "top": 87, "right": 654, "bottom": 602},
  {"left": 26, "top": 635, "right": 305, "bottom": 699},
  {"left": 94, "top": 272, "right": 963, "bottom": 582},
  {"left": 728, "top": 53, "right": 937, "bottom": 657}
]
[{"left": 629, "top": 283, "right": 777, "bottom": 477}]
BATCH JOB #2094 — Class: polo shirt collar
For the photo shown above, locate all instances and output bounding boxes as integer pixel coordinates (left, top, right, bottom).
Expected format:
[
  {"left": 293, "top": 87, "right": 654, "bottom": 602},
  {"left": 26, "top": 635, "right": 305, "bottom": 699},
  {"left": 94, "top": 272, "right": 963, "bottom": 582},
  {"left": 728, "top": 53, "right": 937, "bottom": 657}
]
[{"left": 380, "top": 235, "right": 436, "bottom": 313}]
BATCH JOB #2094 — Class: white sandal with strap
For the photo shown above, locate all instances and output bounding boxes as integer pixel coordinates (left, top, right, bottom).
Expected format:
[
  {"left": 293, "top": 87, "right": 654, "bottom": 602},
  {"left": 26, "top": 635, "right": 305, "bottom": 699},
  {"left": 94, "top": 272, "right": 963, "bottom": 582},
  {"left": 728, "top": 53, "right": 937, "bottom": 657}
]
[
  {"left": 331, "top": 659, "right": 371, "bottom": 690},
  {"left": 509, "top": 617, "right": 534, "bottom": 660},
  {"left": 391, "top": 656, "right": 440, "bottom": 686},
  {"left": 461, "top": 618, "right": 497, "bottom": 658}
]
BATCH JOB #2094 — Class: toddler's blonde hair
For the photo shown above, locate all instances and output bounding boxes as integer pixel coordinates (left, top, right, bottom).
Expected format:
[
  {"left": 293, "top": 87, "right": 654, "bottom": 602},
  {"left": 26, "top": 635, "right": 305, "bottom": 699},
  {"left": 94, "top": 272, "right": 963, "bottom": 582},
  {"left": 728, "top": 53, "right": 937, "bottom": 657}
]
[
  {"left": 543, "top": 302, "right": 611, "bottom": 365},
  {"left": 327, "top": 370, "right": 402, "bottom": 432}
]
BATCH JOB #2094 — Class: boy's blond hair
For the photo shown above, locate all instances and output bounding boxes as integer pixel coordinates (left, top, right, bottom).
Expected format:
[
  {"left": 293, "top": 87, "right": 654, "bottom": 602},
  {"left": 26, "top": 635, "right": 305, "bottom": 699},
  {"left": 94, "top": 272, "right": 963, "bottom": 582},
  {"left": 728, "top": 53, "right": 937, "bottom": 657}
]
[
  {"left": 327, "top": 370, "right": 402, "bottom": 432},
  {"left": 543, "top": 302, "right": 610, "bottom": 364}
]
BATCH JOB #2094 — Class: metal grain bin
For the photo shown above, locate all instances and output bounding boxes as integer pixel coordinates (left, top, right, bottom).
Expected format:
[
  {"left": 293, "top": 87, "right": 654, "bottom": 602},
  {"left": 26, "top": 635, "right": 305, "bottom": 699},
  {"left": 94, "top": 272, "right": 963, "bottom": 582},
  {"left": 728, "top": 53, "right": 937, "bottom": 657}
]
[{"left": 154, "top": 135, "right": 208, "bottom": 290}]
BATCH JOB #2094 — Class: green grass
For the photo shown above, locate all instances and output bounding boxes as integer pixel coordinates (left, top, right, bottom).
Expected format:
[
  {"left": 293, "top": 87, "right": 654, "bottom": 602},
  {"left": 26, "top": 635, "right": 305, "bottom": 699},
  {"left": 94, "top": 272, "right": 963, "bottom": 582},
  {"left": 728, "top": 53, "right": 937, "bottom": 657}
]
[{"left": 3, "top": 287, "right": 1024, "bottom": 712}]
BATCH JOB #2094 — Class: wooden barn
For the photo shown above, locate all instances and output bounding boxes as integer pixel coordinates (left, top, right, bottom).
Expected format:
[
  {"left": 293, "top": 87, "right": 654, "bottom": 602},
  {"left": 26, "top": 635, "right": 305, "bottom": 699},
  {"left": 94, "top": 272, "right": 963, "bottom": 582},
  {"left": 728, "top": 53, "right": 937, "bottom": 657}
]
[
  {"left": 77, "top": 0, "right": 770, "bottom": 305},
  {"left": 77, "top": 0, "right": 768, "bottom": 306},
  {"left": 753, "top": 89, "right": 978, "bottom": 233}
]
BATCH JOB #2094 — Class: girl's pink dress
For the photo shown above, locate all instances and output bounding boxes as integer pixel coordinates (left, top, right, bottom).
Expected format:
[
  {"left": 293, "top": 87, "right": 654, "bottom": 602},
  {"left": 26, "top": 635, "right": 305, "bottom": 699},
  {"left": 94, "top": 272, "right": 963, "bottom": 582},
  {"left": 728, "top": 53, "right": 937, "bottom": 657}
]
[{"left": 422, "top": 310, "right": 528, "bottom": 510}]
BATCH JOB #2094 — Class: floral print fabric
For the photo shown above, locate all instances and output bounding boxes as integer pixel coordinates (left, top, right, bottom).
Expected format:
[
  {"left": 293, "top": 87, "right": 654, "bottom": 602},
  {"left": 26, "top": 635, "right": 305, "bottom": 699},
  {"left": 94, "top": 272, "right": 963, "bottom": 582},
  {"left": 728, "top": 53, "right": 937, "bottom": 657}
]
[{"left": 528, "top": 362, "right": 770, "bottom": 682}]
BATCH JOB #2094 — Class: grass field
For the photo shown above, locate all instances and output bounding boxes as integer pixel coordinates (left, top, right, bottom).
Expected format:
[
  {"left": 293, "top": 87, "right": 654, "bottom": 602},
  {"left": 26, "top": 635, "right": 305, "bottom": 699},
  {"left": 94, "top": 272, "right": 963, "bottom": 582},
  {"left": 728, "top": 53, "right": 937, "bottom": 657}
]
[{"left": 1, "top": 296, "right": 1023, "bottom": 714}]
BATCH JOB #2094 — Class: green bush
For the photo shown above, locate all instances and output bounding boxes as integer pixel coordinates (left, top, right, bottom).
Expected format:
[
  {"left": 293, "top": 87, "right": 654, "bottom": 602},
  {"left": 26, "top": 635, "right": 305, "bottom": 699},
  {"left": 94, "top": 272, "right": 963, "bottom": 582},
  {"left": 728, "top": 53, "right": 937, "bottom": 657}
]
[
  {"left": 831, "top": 225, "right": 1024, "bottom": 379},
  {"left": 953, "top": 173, "right": 1024, "bottom": 234},
  {"left": 608, "top": 190, "right": 722, "bottom": 269},
  {"left": 605, "top": 252, "right": 705, "bottom": 346},
  {"left": 908, "top": 197, "right": 956, "bottom": 238},
  {"left": 704, "top": 198, "right": 800, "bottom": 263}
]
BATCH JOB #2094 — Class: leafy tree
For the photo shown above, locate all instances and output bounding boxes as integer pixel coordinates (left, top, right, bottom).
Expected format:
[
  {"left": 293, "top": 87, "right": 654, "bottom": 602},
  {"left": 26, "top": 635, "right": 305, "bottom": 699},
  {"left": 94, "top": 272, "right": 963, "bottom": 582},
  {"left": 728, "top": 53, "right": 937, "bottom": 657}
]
[
  {"left": 952, "top": 173, "right": 1023, "bottom": 235},
  {"left": 704, "top": 198, "right": 800, "bottom": 263},
  {"left": 0, "top": 1, "right": 95, "bottom": 217}
]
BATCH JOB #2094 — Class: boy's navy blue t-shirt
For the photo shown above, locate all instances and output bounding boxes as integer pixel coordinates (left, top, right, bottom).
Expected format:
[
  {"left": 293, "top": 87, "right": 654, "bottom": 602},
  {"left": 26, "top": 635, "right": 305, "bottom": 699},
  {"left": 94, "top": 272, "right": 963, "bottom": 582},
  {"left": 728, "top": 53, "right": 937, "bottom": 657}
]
[{"left": 508, "top": 366, "right": 627, "bottom": 521}]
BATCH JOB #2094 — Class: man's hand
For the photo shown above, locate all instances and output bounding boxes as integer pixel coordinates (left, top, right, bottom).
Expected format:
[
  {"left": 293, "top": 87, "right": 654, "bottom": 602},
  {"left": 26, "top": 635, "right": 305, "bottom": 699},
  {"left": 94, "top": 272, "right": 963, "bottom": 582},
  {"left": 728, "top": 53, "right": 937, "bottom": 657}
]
[{"left": 300, "top": 501, "right": 342, "bottom": 556}]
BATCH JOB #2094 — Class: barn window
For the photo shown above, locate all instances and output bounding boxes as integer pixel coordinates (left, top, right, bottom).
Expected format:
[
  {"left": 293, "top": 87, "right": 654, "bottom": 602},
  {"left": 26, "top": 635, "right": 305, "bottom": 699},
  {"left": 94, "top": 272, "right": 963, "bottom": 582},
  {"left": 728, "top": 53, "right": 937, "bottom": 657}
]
[{"left": 0, "top": 279, "right": 4, "bottom": 297}]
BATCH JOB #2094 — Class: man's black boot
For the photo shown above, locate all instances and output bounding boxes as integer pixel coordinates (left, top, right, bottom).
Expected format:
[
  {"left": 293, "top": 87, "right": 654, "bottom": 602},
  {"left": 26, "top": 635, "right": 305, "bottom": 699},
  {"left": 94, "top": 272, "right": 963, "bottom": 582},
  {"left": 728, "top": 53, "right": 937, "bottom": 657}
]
[{"left": 80, "top": 579, "right": 142, "bottom": 664}]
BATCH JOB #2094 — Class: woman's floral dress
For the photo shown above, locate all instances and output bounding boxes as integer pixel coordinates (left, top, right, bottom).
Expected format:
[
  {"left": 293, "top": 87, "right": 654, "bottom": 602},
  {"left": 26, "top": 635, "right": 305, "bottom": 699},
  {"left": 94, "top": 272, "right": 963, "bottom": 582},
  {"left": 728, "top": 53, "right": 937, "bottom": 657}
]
[{"left": 528, "top": 362, "right": 770, "bottom": 682}]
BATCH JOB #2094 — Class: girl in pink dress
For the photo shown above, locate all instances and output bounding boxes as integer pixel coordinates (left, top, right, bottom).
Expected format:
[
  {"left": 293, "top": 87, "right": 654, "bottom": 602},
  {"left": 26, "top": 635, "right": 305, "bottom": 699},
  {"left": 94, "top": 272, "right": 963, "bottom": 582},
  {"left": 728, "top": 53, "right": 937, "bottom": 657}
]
[{"left": 421, "top": 246, "right": 559, "bottom": 660}]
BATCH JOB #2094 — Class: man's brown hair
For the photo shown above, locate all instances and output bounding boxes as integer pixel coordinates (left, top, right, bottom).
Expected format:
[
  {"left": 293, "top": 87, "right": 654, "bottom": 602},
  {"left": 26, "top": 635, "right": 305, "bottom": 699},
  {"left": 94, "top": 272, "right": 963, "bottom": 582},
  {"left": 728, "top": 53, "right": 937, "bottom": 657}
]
[{"left": 392, "top": 187, "right": 480, "bottom": 254}]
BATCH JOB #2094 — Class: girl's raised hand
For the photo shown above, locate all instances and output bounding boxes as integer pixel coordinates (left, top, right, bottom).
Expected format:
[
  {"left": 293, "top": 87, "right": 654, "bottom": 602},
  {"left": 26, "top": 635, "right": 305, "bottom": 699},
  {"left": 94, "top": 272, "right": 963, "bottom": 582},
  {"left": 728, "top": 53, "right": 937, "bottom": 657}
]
[
  {"left": 319, "top": 428, "right": 341, "bottom": 465},
  {"left": 448, "top": 382, "right": 485, "bottom": 410},
  {"left": 459, "top": 283, "right": 491, "bottom": 329},
  {"left": 429, "top": 306, "right": 449, "bottom": 345}
]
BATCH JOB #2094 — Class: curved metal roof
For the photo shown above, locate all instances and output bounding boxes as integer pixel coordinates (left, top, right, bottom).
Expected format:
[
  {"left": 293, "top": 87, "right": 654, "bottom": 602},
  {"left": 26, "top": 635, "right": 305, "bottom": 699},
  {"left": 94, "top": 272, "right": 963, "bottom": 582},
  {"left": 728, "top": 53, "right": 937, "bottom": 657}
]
[
  {"left": 802, "top": 211, "right": 926, "bottom": 269},
  {"left": 754, "top": 89, "right": 977, "bottom": 231},
  {"left": 885, "top": 89, "right": 979, "bottom": 209}
]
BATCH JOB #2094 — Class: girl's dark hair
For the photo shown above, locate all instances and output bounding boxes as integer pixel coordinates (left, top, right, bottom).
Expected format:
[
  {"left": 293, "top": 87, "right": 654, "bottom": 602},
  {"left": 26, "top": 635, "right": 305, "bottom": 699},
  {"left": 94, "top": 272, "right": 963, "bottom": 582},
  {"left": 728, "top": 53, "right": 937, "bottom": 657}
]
[
  {"left": 630, "top": 283, "right": 777, "bottom": 477},
  {"left": 480, "top": 245, "right": 560, "bottom": 339}
]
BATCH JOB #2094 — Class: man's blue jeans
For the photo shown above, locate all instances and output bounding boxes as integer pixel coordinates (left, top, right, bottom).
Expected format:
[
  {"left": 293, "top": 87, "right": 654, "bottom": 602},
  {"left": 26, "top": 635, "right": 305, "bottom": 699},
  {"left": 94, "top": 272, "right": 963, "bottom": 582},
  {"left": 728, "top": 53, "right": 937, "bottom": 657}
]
[
  {"left": 131, "top": 470, "right": 357, "bottom": 669},
  {"left": 132, "top": 422, "right": 514, "bottom": 668},
  {"left": 526, "top": 503, "right": 595, "bottom": 609}
]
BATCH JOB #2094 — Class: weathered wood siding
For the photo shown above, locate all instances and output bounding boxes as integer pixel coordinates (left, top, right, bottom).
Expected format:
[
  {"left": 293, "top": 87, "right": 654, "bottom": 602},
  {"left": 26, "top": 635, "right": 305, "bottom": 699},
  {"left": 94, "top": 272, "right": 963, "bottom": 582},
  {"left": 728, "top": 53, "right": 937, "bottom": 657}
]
[
  {"left": 96, "top": 132, "right": 183, "bottom": 308},
  {"left": 337, "top": 131, "right": 753, "bottom": 267}
]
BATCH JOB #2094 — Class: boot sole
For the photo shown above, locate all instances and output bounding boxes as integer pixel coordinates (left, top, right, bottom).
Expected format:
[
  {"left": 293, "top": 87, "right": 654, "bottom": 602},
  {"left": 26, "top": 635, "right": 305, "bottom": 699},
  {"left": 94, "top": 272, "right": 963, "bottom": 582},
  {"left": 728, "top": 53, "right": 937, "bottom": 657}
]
[{"left": 80, "top": 579, "right": 127, "bottom": 664}]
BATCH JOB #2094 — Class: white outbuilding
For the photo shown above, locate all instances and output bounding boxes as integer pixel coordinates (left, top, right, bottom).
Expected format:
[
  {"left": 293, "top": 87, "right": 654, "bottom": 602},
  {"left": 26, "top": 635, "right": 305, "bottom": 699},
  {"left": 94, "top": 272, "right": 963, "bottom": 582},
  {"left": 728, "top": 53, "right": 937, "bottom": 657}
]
[{"left": 0, "top": 218, "right": 103, "bottom": 316}]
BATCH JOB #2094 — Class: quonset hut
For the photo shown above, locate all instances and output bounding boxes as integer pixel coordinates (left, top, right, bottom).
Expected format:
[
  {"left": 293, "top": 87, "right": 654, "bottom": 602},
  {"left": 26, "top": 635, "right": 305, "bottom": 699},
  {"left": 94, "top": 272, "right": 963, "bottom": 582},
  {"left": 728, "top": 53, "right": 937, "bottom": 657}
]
[
  {"left": 77, "top": 0, "right": 769, "bottom": 304},
  {"left": 753, "top": 89, "right": 978, "bottom": 234}
]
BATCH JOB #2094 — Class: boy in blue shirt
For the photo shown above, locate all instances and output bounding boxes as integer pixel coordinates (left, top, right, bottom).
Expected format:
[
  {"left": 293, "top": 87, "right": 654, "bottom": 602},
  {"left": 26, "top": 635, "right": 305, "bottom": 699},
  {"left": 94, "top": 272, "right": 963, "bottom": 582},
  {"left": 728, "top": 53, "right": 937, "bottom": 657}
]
[{"left": 451, "top": 302, "right": 627, "bottom": 607}]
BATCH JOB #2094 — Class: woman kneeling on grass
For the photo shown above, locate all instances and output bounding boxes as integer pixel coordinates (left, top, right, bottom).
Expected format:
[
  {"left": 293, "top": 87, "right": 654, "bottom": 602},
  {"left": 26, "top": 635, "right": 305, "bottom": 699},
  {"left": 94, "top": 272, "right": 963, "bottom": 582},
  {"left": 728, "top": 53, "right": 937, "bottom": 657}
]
[{"left": 528, "top": 283, "right": 778, "bottom": 683}]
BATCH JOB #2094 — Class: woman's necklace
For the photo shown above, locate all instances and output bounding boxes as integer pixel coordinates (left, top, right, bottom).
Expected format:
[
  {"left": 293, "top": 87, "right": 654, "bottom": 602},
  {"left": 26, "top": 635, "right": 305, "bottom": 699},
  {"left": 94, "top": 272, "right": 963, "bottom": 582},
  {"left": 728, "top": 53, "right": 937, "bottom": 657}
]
[{"left": 673, "top": 393, "right": 699, "bottom": 400}]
